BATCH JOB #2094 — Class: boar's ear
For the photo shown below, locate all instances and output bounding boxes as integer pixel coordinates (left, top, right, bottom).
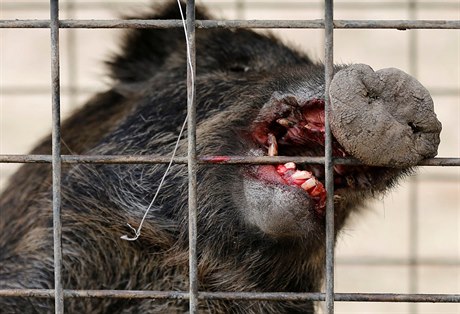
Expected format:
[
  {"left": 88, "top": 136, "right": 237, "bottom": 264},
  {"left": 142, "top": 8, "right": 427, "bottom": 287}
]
[{"left": 107, "top": 1, "right": 210, "bottom": 84}]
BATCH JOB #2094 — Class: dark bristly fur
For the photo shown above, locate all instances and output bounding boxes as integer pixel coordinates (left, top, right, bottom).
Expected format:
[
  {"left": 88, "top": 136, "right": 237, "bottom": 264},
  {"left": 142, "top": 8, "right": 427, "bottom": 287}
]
[{"left": 0, "top": 2, "right": 413, "bottom": 313}]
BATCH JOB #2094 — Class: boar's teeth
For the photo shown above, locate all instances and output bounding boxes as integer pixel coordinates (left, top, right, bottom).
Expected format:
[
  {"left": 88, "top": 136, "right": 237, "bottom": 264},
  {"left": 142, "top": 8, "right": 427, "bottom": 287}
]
[
  {"left": 276, "top": 118, "right": 294, "bottom": 128},
  {"left": 284, "top": 162, "right": 296, "bottom": 170},
  {"left": 301, "top": 178, "right": 317, "bottom": 190},
  {"left": 267, "top": 133, "right": 278, "bottom": 156},
  {"left": 268, "top": 144, "right": 278, "bottom": 157},
  {"left": 291, "top": 170, "right": 312, "bottom": 180}
]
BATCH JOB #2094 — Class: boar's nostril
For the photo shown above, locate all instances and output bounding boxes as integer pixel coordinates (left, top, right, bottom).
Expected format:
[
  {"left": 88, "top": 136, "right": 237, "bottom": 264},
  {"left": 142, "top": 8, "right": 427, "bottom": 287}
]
[{"left": 408, "top": 122, "right": 421, "bottom": 133}]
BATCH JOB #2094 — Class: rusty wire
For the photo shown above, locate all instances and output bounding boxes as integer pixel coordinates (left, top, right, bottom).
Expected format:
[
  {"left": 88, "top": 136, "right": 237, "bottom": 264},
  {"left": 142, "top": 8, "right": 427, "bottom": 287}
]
[
  {"left": 50, "top": 0, "right": 64, "bottom": 312},
  {"left": 1, "top": 289, "right": 459, "bottom": 303},
  {"left": 1, "top": 19, "right": 460, "bottom": 29},
  {"left": 0, "top": 154, "right": 459, "bottom": 166}
]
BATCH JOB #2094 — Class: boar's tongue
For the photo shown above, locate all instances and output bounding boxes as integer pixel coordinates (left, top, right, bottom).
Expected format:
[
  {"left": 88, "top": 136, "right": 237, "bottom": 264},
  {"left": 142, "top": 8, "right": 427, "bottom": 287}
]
[{"left": 252, "top": 97, "right": 347, "bottom": 158}]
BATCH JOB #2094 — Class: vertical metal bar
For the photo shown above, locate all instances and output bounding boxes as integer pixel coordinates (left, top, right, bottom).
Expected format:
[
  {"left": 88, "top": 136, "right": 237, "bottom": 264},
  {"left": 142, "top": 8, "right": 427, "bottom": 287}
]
[
  {"left": 186, "top": 1, "right": 198, "bottom": 313},
  {"left": 324, "top": 0, "right": 335, "bottom": 313},
  {"left": 408, "top": 2, "right": 419, "bottom": 313},
  {"left": 50, "top": 0, "right": 64, "bottom": 313}
]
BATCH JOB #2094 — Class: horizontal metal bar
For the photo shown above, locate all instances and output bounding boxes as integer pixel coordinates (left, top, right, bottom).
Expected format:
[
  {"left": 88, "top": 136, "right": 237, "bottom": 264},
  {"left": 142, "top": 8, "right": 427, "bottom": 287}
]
[
  {"left": 200, "top": 292, "right": 324, "bottom": 302},
  {"left": 2, "top": 1, "right": 460, "bottom": 11},
  {"left": 1, "top": 19, "right": 459, "bottom": 30},
  {"left": 203, "top": 292, "right": 460, "bottom": 303},
  {"left": 0, "top": 155, "right": 459, "bottom": 167},
  {"left": 1, "top": 156, "right": 458, "bottom": 187},
  {"left": 416, "top": 158, "right": 460, "bottom": 166},
  {"left": 333, "top": 20, "right": 460, "bottom": 30},
  {"left": 2, "top": 86, "right": 458, "bottom": 97},
  {"left": 0, "top": 289, "right": 187, "bottom": 300},
  {"left": 0, "top": 154, "right": 186, "bottom": 164},
  {"left": 335, "top": 293, "right": 460, "bottom": 303},
  {"left": 0, "top": 289, "right": 459, "bottom": 303},
  {"left": 0, "top": 155, "right": 324, "bottom": 165}
]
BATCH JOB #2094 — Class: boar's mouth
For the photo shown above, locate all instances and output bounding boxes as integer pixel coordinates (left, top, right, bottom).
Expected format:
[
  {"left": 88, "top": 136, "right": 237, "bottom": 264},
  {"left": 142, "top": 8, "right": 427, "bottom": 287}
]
[{"left": 249, "top": 95, "right": 351, "bottom": 216}]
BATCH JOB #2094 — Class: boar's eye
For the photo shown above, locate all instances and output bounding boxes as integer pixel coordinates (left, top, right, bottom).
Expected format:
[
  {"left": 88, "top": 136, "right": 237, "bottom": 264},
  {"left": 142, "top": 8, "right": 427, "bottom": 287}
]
[{"left": 229, "top": 64, "right": 250, "bottom": 73}]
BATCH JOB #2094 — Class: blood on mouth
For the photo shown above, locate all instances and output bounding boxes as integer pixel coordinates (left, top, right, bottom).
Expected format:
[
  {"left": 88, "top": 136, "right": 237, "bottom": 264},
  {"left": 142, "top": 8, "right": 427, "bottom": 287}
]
[
  {"left": 276, "top": 162, "right": 327, "bottom": 212},
  {"left": 266, "top": 130, "right": 327, "bottom": 213},
  {"left": 250, "top": 98, "right": 339, "bottom": 215}
]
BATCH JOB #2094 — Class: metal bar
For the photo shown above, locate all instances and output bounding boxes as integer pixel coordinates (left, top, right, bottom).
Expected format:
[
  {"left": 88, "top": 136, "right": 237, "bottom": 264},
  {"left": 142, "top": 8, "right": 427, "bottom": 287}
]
[
  {"left": 186, "top": 1, "right": 198, "bottom": 313},
  {"left": 2, "top": 85, "right": 458, "bottom": 96},
  {"left": 335, "top": 293, "right": 460, "bottom": 303},
  {"left": 202, "top": 292, "right": 460, "bottom": 303},
  {"left": 415, "top": 158, "right": 460, "bottom": 166},
  {"left": 2, "top": 1, "right": 460, "bottom": 11},
  {"left": 1, "top": 155, "right": 459, "bottom": 166},
  {"left": 0, "top": 289, "right": 459, "bottom": 303},
  {"left": 1, "top": 19, "right": 459, "bottom": 29},
  {"left": 0, "top": 289, "right": 188, "bottom": 299},
  {"left": 324, "top": 0, "right": 335, "bottom": 313},
  {"left": 49, "top": 0, "right": 64, "bottom": 313},
  {"left": 408, "top": 3, "right": 420, "bottom": 313}
]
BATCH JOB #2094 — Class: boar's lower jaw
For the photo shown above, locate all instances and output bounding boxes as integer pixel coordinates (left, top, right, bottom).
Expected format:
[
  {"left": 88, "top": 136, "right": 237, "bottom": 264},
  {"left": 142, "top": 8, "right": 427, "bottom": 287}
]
[{"left": 248, "top": 163, "right": 326, "bottom": 216}]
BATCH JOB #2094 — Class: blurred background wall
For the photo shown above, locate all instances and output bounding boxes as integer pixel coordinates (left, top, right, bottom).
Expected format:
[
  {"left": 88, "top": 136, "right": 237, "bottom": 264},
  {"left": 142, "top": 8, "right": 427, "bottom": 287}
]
[{"left": 1, "top": 1, "right": 459, "bottom": 313}]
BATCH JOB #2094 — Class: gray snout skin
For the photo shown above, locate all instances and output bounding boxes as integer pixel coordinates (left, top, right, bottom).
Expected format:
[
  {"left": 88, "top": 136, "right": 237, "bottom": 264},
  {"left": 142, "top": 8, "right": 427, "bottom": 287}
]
[{"left": 329, "top": 63, "right": 442, "bottom": 168}]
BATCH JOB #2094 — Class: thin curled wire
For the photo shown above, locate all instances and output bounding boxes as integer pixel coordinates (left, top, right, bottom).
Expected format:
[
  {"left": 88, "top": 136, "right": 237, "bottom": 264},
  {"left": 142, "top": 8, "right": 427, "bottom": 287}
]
[{"left": 121, "top": 1, "right": 194, "bottom": 241}]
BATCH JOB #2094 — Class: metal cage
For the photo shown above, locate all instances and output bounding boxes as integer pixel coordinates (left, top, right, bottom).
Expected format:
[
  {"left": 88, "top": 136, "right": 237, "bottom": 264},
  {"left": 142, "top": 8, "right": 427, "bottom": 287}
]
[{"left": 0, "top": 1, "right": 459, "bottom": 313}]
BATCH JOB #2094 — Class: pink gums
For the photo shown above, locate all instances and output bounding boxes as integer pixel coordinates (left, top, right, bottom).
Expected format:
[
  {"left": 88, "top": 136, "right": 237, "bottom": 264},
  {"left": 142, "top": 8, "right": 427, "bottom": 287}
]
[{"left": 275, "top": 163, "right": 327, "bottom": 213}]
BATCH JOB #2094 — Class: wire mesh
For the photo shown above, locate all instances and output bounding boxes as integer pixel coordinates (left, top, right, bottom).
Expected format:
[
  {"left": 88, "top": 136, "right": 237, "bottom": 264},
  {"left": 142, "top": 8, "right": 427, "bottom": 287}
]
[{"left": 0, "top": 1, "right": 459, "bottom": 314}]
